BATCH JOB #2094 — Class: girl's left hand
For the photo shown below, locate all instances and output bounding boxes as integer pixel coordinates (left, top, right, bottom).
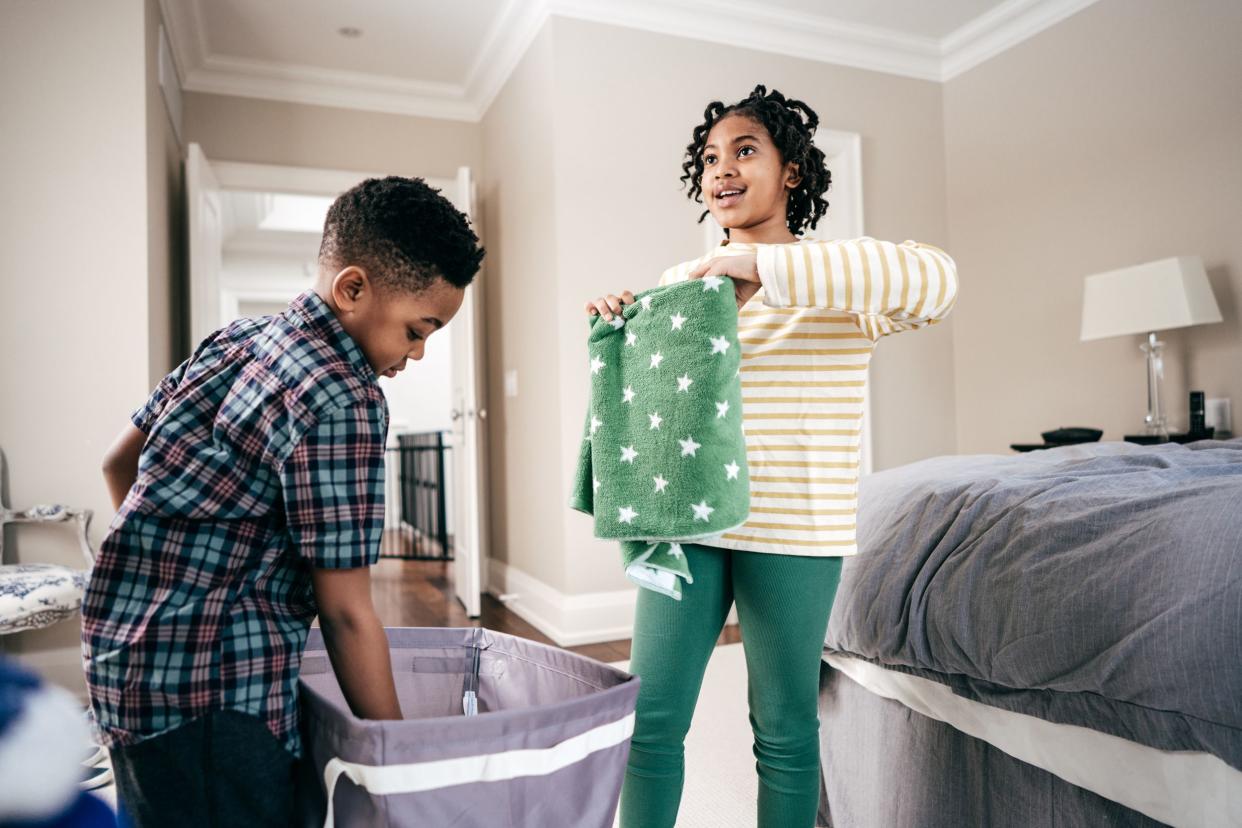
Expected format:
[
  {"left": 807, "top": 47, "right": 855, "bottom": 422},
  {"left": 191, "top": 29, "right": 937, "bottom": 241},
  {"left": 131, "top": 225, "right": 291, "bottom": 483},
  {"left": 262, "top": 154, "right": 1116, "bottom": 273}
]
[{"left": 687, "top": 253, "right": 760, "bottom": 309}]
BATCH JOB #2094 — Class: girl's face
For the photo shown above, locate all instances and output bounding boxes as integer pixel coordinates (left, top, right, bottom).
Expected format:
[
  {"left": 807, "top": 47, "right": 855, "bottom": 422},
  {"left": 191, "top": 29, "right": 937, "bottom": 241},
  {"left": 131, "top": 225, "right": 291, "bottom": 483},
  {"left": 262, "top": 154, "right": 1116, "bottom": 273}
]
[{"left": 701, "top": 114, "right": 801, "bottom": 242}]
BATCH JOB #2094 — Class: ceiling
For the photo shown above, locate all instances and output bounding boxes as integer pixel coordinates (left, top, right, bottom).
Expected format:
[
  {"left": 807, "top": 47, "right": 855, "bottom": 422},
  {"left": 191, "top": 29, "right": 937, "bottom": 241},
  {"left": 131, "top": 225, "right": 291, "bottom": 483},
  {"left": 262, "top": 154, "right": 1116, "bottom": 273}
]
[{"left": 160, "top": 0, "right": 1100, "bottom": 121}]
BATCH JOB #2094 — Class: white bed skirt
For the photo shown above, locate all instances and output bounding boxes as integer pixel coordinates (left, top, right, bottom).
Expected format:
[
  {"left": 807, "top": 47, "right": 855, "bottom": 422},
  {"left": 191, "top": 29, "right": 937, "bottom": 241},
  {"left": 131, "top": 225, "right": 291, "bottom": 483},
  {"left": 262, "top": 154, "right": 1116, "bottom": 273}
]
[{"left": 823, "top": 653, "right": 1242, "bottom": 828}]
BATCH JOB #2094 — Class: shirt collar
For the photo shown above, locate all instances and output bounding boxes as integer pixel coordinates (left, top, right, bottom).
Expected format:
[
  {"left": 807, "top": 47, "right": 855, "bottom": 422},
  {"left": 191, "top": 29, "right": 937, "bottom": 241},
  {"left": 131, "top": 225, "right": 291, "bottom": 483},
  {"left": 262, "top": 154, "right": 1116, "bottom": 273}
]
[{"left": 287, "top": 290, "right": 377, "bottom": 383}]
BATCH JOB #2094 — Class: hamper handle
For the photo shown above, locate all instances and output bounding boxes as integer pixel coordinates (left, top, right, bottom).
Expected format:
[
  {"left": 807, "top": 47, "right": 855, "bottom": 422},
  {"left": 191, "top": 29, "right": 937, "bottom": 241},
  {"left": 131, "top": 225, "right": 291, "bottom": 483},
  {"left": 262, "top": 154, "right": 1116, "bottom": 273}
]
[{"left": 321, "top": 712, "right": 635, "bottom": 828}]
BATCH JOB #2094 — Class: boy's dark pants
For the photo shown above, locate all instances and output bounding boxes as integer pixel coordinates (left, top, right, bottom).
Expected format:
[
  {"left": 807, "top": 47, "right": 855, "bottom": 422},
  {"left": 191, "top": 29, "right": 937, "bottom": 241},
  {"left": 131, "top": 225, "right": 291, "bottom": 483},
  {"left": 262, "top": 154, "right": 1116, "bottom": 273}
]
[{"left": 109, "top": 710, "right": 298, "bottom": 828}]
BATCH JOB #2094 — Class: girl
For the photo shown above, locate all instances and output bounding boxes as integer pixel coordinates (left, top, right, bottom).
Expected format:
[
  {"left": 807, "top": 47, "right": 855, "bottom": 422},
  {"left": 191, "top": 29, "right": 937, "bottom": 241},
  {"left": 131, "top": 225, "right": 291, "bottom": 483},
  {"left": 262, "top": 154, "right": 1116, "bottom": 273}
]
[{"left": 585, "top": 85, "right": 957, "bottom": 827}]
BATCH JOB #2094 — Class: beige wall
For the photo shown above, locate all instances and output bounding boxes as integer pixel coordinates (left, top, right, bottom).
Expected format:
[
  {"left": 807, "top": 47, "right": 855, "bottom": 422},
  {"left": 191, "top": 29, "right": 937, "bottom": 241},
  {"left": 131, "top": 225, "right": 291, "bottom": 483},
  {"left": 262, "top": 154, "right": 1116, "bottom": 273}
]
[
  {"left": 182, "top": 91, "right": 482, "bottom": 180},
  {"left": 476, "top": 17, "right": 958, "bottom": 596},
  {"left": 0, "top": 0, "right": 180, "bottom": 690},
  {"left": 480, "top": 26, "right": 568, "bottom": 590},
  {"left": 146, "top": 0, "right": 187, "bottom": 377},
  {"left": 945, "top": 0, "right": 1242, "bottom": 453}
]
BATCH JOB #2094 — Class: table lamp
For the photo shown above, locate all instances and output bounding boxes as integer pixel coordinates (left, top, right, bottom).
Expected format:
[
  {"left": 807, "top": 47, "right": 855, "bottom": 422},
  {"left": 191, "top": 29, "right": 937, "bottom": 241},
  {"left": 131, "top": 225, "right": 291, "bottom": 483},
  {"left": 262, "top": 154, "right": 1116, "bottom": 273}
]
[{"left": 1080, "top": 255, "right": 1221, "bottom": 437}]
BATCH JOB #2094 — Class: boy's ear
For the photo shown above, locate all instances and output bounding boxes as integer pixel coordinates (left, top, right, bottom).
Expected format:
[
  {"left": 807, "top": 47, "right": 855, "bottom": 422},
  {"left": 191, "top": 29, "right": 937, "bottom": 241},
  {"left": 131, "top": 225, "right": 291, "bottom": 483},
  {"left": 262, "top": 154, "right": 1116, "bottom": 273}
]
[{"left": 331, "top": 266, "right": 370, "bottom": 311}]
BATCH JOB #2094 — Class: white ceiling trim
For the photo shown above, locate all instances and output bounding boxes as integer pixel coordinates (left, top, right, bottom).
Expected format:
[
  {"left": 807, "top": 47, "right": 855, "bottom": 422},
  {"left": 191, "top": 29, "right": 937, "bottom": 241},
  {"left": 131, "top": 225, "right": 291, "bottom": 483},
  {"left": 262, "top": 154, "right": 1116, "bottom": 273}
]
[
  {"left": 940, "top": 0, "right": 1103, "bottom": 80},
  {"left": 159, "top": 0, "right": 1102, "bottom": 122}
]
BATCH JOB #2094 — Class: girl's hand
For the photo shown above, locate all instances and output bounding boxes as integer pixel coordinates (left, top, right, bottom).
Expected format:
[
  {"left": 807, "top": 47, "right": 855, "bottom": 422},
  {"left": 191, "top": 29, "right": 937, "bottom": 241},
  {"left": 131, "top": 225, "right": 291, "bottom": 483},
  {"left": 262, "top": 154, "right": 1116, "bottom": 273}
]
[
  {"left": 688, "top": 253, "right": 761, "bottom": 309},
  {"left": 584, "top": 290, "right": 635, "bottom": 321}
]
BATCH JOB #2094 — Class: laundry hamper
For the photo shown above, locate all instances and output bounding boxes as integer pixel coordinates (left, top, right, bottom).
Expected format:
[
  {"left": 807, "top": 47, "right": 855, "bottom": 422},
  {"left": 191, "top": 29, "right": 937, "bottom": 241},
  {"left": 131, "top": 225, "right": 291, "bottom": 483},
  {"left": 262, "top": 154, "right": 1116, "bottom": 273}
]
[{"left": 298, "top": 626, "right": 640, "bottom": 828}]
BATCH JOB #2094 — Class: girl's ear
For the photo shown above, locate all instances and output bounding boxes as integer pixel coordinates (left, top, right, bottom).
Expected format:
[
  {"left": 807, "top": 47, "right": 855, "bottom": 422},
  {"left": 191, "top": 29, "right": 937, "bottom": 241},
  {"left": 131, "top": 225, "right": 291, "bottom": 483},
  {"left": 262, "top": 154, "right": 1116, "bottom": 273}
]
[{"left": 785, "top": 162, "right": 803, "bottom": 190}]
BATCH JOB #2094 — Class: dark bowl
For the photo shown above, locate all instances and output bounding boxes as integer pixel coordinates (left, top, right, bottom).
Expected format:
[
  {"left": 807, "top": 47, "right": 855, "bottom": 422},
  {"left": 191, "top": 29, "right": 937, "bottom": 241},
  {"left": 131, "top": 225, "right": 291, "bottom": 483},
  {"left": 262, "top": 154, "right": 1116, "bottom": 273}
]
[{"left": 1040, "top": 427, "right": 1104, "bottom": 444}]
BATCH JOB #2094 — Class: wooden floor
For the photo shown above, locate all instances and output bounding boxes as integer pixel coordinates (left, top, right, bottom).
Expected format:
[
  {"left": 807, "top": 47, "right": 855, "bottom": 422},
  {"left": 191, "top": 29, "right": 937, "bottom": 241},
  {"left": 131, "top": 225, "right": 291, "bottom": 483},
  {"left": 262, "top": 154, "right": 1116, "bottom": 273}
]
[{"left": 369, "top": 557, "right": 742, "bottom": 664}]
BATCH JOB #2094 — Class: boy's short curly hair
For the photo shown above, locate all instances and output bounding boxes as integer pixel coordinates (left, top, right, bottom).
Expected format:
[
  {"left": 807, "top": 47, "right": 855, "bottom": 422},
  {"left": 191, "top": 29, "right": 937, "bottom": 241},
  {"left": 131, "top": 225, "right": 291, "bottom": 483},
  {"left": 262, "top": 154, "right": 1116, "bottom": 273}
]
[
  {"left": 318, "top": 176, "right": 484, "bottom": 293},
  {"left": 679, "top": 84, "right": 831, "bottom": 236}
]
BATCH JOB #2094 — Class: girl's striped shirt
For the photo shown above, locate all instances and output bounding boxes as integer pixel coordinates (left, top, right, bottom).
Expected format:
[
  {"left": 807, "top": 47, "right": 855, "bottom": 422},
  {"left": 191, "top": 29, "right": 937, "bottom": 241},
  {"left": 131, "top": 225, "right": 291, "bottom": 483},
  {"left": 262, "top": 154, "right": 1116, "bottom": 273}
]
[{"left": 659, "top": 237, "right": 958, "bottom": 557}]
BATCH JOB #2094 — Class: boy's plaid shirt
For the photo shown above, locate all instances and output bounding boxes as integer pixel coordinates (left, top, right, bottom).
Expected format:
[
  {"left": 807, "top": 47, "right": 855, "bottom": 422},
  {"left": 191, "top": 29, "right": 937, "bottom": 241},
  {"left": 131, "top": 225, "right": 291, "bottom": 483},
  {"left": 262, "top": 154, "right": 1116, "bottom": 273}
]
[{"left": 82, "top": 291, "right": 388, "bottom": 755}]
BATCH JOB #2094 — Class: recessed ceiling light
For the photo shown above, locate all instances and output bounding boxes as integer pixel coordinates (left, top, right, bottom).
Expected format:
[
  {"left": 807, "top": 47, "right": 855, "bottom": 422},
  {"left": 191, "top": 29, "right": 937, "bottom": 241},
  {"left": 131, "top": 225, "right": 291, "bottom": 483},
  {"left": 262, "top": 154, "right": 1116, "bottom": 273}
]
[{"left": 337, "top": 26, "right": 363, "bottom": 38}]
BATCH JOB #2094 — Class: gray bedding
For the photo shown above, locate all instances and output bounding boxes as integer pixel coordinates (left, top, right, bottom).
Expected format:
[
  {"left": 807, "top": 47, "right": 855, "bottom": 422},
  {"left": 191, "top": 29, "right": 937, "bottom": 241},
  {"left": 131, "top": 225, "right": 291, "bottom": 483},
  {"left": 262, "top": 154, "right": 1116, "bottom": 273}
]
[{"left": 824, "top": 439, "right": 1242, "bottom": 770}]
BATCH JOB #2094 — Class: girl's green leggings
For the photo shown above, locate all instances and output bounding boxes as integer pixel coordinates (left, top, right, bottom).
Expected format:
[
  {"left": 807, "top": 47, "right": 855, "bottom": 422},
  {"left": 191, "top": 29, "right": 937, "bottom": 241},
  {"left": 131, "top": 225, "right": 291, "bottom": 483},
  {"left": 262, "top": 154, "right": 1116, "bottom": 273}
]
[{"left": 619, "top": 543, "right": 843, "bottom": 828}]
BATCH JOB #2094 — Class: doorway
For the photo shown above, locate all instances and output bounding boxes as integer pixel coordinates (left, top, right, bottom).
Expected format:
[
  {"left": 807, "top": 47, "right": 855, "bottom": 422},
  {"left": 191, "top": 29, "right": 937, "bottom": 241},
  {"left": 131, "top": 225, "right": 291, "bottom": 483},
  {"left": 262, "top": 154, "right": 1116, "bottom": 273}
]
[{"left": 185, "top": 144, "right": 489, "bottom": 617}]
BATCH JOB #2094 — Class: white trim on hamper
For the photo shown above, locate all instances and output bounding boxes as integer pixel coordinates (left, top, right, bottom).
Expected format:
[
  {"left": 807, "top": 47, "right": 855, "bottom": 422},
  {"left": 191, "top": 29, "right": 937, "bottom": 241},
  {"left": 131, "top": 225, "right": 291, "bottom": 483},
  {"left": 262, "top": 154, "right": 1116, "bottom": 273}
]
[
  {"left": 824, "top": 653, "right": 1242, "bottom": 828},
  {"left": 321, "top": 711, "right": 636, "bottom": 828}
]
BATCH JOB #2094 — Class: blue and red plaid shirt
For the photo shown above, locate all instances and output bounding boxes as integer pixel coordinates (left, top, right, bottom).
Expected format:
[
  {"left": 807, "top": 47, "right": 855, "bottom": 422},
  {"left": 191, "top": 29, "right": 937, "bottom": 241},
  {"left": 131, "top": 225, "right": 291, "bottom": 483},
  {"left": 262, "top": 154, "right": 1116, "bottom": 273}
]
[{"left": 82, "top": 291, "right": 388, "bottom": 755}]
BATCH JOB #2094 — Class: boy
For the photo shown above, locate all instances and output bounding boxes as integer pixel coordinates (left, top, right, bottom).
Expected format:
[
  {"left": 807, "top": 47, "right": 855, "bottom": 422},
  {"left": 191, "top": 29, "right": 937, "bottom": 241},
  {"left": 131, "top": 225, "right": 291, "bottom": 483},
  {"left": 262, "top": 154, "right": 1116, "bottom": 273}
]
[{"left": 82, "top": 176, "right": 484, "bottom": 826}]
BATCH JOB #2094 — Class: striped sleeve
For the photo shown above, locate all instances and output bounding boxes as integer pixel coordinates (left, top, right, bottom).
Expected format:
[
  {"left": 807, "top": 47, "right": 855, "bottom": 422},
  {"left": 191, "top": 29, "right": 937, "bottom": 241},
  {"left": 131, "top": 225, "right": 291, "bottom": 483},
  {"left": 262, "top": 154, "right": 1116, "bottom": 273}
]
[
  {"left": 658, "top": 260, "right": 694, "bottom": 287},
  {"left": 755, "top": 238, "right": 958, "bottom": 338}
]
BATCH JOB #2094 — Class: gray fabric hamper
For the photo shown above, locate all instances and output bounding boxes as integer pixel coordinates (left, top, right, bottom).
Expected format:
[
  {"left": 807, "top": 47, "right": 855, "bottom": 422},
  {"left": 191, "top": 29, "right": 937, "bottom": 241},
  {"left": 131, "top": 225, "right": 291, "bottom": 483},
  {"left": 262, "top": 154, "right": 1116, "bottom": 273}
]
[{"left": 298, "top": 626, "right": 640, "bottom": 828}]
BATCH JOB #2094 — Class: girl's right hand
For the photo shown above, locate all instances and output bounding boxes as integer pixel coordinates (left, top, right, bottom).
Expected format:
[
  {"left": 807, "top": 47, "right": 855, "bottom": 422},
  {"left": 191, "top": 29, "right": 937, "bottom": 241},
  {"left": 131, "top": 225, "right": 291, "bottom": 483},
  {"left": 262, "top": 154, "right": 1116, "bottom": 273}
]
[{"left": 584, "top": 290, "right": 635, "bottom": 322}]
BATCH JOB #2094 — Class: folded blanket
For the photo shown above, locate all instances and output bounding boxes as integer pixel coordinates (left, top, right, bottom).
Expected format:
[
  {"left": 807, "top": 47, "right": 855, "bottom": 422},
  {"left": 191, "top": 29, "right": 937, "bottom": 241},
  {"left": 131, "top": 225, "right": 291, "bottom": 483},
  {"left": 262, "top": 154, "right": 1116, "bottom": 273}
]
[{"left": 570, "top": 277, "right": 750, "bottom": 599}]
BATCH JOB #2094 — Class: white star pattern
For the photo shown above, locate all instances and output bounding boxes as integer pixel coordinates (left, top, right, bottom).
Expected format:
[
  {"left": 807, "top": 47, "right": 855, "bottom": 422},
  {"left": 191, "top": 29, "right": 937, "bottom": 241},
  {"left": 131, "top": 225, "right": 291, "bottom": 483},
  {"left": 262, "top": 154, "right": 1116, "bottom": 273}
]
[
  {"left": 620, "top": 445, "right": 638, "bottom": 464},
  {"left": 593, "top": 477, "right": 602, "bottom": 492},
  {"left": 618, "top": 506, "right": 638, "bottom": 524},
  {"left": 622, "top": 386, "right": 636, "bottom": 404},
  {"left": 691, "top": 500, "right": 715, "bottom": 522},
  {"left": 724, "top": 461, "right": 740, "bottom": 480},
  {"left": 677, "top": 374, "right": 694, "bottom": 393},
  {"left": 679, "top": 436, "right": 701, "bottom": 457},
  {"left": 670, "top": 313, "right": 687, "bottom": 331},
  {"left": 715, "top": 400, "right": 730, "bottom": 418},
  {"left": 589, "top": 416, "right": 602, "bottom": 436},
  {"left": 648, "top": 411, "right": 663, "bottom": 430},
  {"left": 653, "top": 475, "right": 669, "bottom": 493},
  {"left": 589, "top": 355, "right": 606, "bottom": 375},
  {"left": 710, "top": 336, "right": 731, "bottom": 355},
  {"left": 649, "top": 352, "right": 664, "bottom": 369},
  {"left": 610, "top": 315, "right": 626, "bottom": 330},
  {"left": 668, "top": 543, "right": 684, "bottom": 558},
  {"left": 640, "top": 295, "right": 654, "bottom": 311},
  {"left": 702, "top": 276, "right": 725, "bottom": 292},
  {"left": 625, "top": 331, "right": 638, "bottom": 347}
]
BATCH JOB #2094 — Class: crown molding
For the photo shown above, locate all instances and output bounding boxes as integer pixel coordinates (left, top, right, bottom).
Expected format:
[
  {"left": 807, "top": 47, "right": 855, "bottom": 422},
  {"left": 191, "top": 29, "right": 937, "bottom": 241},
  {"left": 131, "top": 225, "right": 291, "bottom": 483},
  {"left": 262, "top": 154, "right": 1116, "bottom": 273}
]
[
  {"left": 188, "top": 52, "right": 477, "bottom": 120},
  {"left": 940, "top": 0, "right": 1103, "bottom": 80},
  {"left": 545, "top": 0, "right": 945, "bottom": 81},
  {"left": 158, "top": 0, "right": 1102, "bottom": 121}
]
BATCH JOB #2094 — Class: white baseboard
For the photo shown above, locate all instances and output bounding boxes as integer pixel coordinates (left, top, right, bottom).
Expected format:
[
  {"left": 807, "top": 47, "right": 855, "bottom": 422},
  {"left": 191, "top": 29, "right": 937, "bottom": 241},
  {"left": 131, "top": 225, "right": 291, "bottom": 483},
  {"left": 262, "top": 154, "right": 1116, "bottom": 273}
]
[{"left": 484, "top": 558, "right": 738, "bottom": 647}]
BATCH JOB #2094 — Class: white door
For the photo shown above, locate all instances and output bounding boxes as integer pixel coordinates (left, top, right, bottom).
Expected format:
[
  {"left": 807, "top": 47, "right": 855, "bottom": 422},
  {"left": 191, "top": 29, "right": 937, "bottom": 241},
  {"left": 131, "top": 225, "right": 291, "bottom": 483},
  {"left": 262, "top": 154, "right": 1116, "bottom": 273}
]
[
  {"left": 448, "top": 166, "right": 488, "bottom": 618},
  {"left": 186, "top": 143, "right": 224, "bottom": 350}
]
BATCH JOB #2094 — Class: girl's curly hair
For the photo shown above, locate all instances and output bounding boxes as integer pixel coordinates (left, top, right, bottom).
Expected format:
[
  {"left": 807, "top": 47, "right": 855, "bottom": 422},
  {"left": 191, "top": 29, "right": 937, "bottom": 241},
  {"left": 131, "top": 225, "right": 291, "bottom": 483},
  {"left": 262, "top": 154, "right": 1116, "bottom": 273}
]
[{"left": 679, "top": 84, "right": 831, "bottom": 236}]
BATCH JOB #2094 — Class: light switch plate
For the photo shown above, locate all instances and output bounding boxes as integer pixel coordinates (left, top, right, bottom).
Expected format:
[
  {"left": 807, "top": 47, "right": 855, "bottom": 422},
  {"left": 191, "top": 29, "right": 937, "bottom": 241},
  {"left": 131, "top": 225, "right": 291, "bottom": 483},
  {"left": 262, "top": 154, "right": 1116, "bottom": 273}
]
[{"left": 504, "top": 369, "right": 518, "bottom": 398}]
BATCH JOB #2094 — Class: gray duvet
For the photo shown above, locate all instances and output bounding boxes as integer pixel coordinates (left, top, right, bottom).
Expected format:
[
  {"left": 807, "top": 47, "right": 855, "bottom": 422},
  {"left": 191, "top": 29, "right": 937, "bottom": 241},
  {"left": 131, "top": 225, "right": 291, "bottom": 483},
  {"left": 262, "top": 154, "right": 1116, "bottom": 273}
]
[{"left": 824, "top": 439, "right": 1242, "bottom": 771}]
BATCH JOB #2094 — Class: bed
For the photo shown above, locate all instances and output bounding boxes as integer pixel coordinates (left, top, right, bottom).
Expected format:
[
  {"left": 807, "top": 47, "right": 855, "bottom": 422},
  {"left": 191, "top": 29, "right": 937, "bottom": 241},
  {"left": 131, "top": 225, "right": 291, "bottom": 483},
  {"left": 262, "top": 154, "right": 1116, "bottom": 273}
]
[{"left": 815, "top": 439, "right": 1242, "bottom": 828}]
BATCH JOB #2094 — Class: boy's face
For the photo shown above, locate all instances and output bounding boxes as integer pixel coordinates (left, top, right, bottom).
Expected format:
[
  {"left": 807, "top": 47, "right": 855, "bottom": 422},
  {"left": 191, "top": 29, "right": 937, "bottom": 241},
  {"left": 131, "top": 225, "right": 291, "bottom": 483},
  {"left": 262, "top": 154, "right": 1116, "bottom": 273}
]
[
  {"left": 701, "top": 114, "right": 801, "bottom": 235},
  {"left": 326, "top": 268, "right": 465, "bottom": 378}
]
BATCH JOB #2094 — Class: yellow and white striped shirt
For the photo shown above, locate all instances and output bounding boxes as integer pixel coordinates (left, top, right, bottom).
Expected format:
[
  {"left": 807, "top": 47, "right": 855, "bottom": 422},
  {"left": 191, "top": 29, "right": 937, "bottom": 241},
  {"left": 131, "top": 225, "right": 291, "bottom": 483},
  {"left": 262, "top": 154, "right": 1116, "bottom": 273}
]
[{"left": 659, "top": 237, "right": 958, "bottom": 557}]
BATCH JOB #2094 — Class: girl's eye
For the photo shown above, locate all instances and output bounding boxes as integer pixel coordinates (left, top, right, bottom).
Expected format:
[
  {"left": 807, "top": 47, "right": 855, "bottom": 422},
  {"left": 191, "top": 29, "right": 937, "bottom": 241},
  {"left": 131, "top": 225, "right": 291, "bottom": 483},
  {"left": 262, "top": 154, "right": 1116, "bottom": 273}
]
[
  {"left": 738, "top": 146, "right": 755, "bottom": 158},
  {"left": 407, "top": 329, "right": 423, "bottom": 342},
  {"left": 703, "top": 153, "right": 716, "bottom": 165}
]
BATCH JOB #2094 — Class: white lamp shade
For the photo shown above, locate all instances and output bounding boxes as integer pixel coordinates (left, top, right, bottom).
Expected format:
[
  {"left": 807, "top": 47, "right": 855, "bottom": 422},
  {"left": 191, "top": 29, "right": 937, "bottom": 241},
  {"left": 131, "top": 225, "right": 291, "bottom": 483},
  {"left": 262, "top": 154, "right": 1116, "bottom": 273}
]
[{"left": 1080, "top": 255, "right": 1222, "bottom": 341}]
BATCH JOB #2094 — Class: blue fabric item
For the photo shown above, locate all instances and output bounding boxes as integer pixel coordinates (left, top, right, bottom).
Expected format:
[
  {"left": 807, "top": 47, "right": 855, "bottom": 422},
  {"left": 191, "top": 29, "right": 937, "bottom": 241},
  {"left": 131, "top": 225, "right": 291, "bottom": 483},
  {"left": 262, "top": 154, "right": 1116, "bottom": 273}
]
[
  {"left": 0, "top": 656, "right": 39, "bottom": 744},
  {"left": 826, "top": 439, "right": 1242, "bottom": 771},
  {"left": 4, "top": 793, "right": 117, "bottom": 828}
]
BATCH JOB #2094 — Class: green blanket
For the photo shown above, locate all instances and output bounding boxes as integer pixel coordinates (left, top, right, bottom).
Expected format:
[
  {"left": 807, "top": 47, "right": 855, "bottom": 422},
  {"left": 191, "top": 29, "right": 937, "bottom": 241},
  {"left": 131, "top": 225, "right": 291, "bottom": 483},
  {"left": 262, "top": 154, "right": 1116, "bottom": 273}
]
[{"left": 570, "top": 277, "right": 750, "bottom": 599}]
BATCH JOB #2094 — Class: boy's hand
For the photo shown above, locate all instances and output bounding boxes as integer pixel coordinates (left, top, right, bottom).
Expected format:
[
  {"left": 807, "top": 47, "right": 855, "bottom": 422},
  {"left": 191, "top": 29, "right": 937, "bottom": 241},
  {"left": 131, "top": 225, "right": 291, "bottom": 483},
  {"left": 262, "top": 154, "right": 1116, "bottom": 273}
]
[
  {"left": 688, "top": 254, "right": 761, "bottom": 309},
  {"left": 584, "top": 290, "right": 635, "bottom": 321},
  {"left": 312, "top": 567, "right": 403, "bottom": 721}
]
